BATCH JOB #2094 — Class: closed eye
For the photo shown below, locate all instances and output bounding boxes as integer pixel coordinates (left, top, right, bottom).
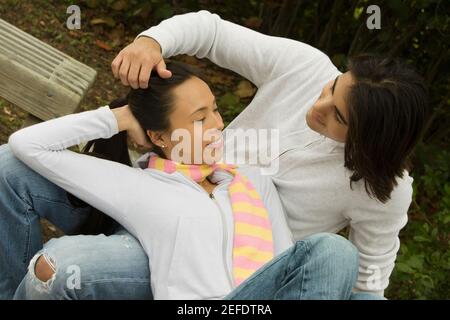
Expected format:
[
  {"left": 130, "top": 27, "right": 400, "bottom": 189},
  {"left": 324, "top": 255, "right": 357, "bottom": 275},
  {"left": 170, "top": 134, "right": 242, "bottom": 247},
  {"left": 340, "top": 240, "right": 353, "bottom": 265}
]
[
  {"left": 334, "top": 109, "right": 343, "bottom": 124},
  {"left": 334, "top": 106, "right": 347, "bottom": 126}
]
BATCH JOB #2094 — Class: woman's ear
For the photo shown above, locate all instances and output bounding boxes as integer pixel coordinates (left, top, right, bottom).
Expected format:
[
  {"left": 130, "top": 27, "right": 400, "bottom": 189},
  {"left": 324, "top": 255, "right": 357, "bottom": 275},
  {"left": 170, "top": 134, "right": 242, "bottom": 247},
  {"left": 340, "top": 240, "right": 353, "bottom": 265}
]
[{"left": 147, "top": 130, "right": 165, "bottom": 148}]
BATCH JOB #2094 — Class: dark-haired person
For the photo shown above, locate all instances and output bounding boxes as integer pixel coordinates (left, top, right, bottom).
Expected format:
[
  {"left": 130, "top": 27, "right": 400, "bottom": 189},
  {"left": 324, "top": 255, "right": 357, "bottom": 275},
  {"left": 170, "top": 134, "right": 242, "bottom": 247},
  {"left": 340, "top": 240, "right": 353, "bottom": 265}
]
[
  {"left": 109, "top": 11, "right": 428, "bottom": 297},
  {"left": 5, "top": 61, "right": 364, "bottom": 300}
]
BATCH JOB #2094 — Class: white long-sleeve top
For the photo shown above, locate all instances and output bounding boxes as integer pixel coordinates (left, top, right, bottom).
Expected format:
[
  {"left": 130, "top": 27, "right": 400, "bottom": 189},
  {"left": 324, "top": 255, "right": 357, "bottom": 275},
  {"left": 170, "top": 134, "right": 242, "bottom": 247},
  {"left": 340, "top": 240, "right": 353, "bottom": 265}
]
[
  {"left": 138, "top": 10, "right": 413, "bottom": 296},
  {"left": 8, "top": 106, "right": 294, "bottom": 300}
]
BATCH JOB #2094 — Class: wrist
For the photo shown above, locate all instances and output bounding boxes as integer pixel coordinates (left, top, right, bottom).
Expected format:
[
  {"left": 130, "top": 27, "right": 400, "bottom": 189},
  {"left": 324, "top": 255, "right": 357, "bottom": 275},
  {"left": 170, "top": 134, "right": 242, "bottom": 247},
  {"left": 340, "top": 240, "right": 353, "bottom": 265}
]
[{"left": 135, "top": 35, "right": 162, "bottom": 53}]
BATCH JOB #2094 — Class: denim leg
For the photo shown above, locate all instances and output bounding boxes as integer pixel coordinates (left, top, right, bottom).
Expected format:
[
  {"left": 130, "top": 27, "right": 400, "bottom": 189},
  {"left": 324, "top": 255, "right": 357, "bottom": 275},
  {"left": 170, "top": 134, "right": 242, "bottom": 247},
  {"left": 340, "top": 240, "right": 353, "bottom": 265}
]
[
  {"left": 350, "top": 292, "right": 386, "bottom": 300},
  {"left": 13, "top": 228, "right": 152, "bottom": 300},
  {"left": 0, "top": 143, "right": 91, "bottom": 299},
  {"left": 224, "top": 233, "right": 359, "bottom": 300}
]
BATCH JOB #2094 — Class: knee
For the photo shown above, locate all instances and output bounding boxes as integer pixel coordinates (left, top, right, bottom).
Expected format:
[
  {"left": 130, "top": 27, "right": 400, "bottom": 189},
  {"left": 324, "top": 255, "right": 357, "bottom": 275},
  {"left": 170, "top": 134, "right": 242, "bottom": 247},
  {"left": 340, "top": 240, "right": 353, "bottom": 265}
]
[
  {"left": 0, "top": 144, "right": 16, "bottom": 173},
  {"left": 301, "top": 233, "right": 359, "bottom": 270},
  {"left": 13, "top": 252, "right": 59, "bottom": 299},
  {"left": 35, "top": 255, "right": 56, "bottom": 283},
  {"left": 0, "top": 143, "right": 28, "bottom": 183},
  {"left": 15, "top": 249, "right": 75, "bottom": 300}
]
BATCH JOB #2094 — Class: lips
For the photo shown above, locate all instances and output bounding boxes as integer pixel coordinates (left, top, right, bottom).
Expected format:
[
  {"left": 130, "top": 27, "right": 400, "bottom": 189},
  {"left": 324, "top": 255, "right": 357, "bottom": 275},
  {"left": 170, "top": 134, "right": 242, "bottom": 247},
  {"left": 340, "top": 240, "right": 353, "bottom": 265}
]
[{"left": 206, "top": 135, "right": 224, "bottom": 149}]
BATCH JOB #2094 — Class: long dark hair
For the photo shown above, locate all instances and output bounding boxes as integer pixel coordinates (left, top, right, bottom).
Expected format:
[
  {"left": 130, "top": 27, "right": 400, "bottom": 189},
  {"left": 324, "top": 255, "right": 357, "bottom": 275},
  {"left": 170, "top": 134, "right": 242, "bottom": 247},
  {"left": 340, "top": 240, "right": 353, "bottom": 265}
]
[
  {"left": 344, "top": 54, "right": 428, "bottom": 203},
  {"left": 68, "top": 61, "right": 202, "bottom": 235}
]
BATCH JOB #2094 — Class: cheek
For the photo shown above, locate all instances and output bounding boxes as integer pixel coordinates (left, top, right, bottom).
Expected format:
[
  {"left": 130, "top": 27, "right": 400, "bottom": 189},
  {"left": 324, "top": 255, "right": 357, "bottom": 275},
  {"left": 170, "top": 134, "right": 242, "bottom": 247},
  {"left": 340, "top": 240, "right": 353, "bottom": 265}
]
[{"left": 328, "top": 123, "right": 348, "bottom": 142}]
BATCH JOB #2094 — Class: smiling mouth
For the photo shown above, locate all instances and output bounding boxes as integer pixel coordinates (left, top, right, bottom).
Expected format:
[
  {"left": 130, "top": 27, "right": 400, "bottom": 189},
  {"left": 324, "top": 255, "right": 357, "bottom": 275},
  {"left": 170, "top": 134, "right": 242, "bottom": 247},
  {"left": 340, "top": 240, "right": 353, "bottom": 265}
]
[{"left": 206, "top": 136, "right": 224, "bottom": 149}]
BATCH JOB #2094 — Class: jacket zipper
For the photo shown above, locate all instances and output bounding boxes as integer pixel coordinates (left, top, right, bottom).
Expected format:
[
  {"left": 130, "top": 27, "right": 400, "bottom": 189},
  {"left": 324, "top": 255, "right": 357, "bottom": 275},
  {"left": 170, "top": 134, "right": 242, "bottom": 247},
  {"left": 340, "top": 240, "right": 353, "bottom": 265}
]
[
  {"left": 209, "top": 192, "right": 234, "bottom": 288},
  {"left": 180, "top": 174, "right": 234, "bottom": 288}
]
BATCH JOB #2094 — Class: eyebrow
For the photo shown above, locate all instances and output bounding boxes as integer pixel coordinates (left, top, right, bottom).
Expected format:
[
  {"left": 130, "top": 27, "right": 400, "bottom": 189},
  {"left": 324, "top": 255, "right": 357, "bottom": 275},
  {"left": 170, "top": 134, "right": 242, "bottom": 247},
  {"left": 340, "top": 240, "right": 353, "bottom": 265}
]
[
  {"left": 331, "top": 76, "right": 348, "bottom": 126},
  {"left": 189, "top": 97, "right": 217, "bottom": 117},
  {"left": 332, "top": 75, "right": 339, "bottom": 95}
]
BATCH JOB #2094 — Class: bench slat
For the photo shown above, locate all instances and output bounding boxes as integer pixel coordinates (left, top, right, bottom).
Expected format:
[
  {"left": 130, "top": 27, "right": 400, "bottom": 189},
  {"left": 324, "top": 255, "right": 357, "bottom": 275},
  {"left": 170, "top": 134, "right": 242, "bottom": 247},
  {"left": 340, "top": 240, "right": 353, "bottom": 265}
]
[{"left": 0, "top": 18, "right": 97, "bottom": 121}]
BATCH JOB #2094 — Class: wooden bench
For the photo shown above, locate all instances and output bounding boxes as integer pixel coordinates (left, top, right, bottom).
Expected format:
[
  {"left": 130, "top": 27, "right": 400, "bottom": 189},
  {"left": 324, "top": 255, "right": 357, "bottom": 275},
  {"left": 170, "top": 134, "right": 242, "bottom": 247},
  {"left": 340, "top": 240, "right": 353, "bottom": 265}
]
[
  {"left": 0, "top": 18, "right": 97, "bottom": 129},
  {"left": 0, "top": 18, "right": 143, "bottom": 165},
  {"left": 0, "top": 18, "right": 100, "bottom": 239}
]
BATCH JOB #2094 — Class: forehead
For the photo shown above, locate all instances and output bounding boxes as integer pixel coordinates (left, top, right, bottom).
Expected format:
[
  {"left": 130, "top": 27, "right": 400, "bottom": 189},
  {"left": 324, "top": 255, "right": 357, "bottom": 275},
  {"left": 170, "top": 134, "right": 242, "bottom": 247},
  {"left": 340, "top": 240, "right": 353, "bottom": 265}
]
[
  {"left": 334, "top": 71, "right": 354, "bottom": 113},
  {"left": 337, "top": 71, "right": 354, "bottom": 87},
  {"left": 171, "top": 77, "right": 214, "bottom": 114}
]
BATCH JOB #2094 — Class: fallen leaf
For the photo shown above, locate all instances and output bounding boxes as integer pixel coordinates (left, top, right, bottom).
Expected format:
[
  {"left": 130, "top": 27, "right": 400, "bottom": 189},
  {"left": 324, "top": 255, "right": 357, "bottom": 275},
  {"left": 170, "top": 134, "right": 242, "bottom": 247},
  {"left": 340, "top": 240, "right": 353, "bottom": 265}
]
[
  {"left": 90, "top": 17, "right": 116, "bottom": 27},
  {"left": 95, "top": 39, "right": 112, "bottom": 51},
  {"left": 3, "top": 107, "right": 12, "bottom": 116},
  {"left": 68, "top": 30, "right": 81, "bottom": 38}
]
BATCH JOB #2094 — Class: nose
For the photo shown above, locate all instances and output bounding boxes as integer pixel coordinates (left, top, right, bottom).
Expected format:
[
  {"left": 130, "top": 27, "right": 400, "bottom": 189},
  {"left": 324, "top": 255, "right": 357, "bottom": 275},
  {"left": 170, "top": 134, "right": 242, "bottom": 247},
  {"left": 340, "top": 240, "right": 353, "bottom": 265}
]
[
  {"left": 215, "top": 112, "right": 225, "bottom": 131},
  {"left": 315, "top": 82, "right": 335, "bottom": 112}
]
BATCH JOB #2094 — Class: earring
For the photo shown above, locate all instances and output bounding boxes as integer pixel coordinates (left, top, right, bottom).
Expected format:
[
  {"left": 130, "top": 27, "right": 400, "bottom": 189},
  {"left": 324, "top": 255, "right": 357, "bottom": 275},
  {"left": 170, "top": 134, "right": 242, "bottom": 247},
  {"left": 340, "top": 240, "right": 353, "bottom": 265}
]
[{"left": 161, "top": 144, "right": 166, "bottom": 149}]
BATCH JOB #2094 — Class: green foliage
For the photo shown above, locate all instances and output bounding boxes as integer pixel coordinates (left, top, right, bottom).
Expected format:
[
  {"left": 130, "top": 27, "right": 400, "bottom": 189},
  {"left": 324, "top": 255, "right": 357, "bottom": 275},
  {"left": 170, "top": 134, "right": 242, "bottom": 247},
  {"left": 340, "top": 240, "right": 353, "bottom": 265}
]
[
  {"left": 386, "top": 144, "right": 450, "bottom": 299},
  {"left": 218, "top": 92, "right": 245, "bottom": 127}
]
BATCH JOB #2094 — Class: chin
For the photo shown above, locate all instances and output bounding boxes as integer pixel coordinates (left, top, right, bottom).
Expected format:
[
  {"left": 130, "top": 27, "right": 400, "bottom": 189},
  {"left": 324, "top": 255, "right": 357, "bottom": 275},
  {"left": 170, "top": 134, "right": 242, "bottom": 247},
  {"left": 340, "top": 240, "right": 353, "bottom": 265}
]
[{"left": 203, "top": 147, "right": 223, "bottom": 165}]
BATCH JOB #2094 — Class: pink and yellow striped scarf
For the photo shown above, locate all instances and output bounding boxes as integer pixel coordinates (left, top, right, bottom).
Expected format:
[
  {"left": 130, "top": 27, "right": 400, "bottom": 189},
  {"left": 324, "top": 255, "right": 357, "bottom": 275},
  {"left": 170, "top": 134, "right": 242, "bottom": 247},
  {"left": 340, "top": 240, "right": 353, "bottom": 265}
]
[{"left": 147, "top": 154, "right": 274, "bottom": 286}]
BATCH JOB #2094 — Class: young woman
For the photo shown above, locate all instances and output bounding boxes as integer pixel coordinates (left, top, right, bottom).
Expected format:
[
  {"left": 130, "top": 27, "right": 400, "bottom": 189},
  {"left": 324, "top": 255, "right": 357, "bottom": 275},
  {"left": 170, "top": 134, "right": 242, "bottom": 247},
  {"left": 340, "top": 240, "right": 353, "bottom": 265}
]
[{"left": 4, "top": 62, "right": 365, "bottom": 300}]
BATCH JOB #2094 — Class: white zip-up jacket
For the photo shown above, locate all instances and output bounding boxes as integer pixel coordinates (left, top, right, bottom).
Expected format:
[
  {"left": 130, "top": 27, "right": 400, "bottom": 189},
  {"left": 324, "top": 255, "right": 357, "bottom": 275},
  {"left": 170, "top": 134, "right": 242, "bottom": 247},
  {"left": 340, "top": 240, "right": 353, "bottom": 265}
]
[{"left": 8, "top": 105, "right": 294, "bottom": 300}]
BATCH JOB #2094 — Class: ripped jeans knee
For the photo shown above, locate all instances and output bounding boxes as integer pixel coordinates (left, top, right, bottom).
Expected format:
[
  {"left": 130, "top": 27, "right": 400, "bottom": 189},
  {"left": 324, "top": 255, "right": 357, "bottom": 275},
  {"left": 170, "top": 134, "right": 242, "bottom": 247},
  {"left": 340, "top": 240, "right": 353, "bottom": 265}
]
[
  {"left": 32, "top": 253, "right": 57, "bottom": 289},
  {"left": 14, "top": 252, "right": 59, "bottom": 299},
  {"left": 13, "top": 249, "right": 80, "bottom": 300}
]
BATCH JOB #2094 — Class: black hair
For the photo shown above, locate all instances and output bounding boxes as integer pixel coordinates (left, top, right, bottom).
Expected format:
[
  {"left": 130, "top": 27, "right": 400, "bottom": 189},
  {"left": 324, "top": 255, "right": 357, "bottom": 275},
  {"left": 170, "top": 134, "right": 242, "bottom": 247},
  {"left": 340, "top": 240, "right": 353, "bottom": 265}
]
[{"left": 345, "top": 54, "right": 428, "bottom": 203}]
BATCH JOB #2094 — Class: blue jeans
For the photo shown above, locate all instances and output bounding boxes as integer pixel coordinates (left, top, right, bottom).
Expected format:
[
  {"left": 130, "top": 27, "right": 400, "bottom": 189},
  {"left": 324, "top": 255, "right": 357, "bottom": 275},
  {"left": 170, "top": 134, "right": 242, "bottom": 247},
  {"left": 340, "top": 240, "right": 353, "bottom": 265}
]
[{"left": 0, "top": 143, "right": 383, "bottom": 300}]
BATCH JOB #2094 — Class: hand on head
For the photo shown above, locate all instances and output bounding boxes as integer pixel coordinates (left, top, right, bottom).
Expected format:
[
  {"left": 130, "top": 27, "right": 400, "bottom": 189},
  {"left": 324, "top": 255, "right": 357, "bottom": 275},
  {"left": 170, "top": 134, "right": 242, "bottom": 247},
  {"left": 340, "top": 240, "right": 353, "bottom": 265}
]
[{"left": 111, "top": 36, "right": 172, "bottom": 89}]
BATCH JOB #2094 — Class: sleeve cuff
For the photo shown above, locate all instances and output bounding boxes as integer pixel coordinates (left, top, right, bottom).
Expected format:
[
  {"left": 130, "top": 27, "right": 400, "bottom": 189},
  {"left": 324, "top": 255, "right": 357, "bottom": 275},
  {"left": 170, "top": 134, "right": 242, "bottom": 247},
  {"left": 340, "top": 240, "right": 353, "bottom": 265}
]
[{"left": 98, "top": 105, "right": 120, "bottom": 137}]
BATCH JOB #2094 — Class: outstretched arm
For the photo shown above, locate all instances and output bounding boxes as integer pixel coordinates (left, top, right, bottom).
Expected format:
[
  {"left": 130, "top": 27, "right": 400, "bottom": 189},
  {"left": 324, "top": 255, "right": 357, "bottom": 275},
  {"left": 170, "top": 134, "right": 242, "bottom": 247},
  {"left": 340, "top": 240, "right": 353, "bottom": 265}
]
[{"left": 112, "top": 10, "right": 334, "bottom": 89}]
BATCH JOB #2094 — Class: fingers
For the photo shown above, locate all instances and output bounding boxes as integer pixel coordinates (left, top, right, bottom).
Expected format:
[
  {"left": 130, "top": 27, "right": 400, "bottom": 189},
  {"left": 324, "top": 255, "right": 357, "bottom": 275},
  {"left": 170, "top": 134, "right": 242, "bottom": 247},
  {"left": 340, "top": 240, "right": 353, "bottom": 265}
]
[
  {"left": 112, "top": 36, "right": 172, "bottom": 89},
  {"left": 156, "top": 59, "right": 172, "bottom": 79},
  {"left": 118, "top": 56, "right": 131, "bottom": 86},
  {"left": 139, "top": 62, "right": 152, "bottom": 89},
  {"left": 129, "top": 134, "right": 153, "bottom": 151},
  {"left": 111, "top": 50, "right": 123, "bottom": 79},
  {"left": 128, "top": 61, "right": 142, "bottom": 89}
]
